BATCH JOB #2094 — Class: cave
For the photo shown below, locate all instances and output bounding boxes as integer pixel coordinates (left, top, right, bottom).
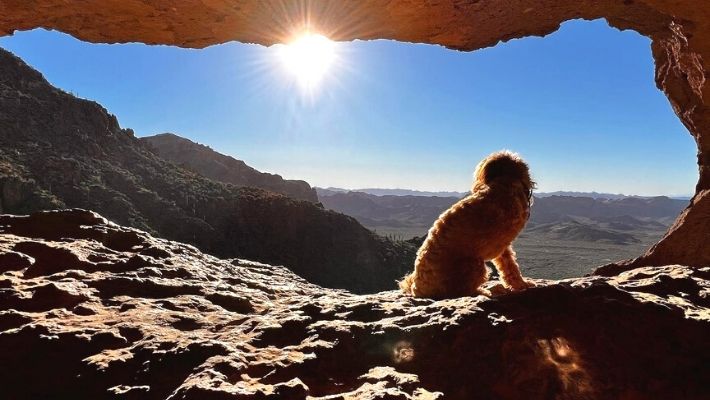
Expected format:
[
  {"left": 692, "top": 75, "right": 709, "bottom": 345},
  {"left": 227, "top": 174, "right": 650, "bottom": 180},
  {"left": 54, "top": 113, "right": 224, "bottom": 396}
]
[
  {"left": 1, "top": 2, "right": 709, "bottom": 399},
  {"left": 1, "top": 0, "right": 708, "bottom": 271}
]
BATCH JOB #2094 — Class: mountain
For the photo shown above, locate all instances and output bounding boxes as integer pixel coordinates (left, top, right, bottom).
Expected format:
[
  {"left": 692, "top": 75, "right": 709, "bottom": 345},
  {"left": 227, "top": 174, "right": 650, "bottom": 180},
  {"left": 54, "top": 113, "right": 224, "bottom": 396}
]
[
  {"left": 141, "top": 133, "right": 318, "bottom": 203},
  {"left": 0, "top": 47, "right": 415, "bottom": 293},
  {"left": 315, "top": 187, "right": 345, "bottom": 197},
  {"left": 318, "top": 190, "right": 687, "bottom": 241},
  {"left": 319, "top": 190, "right": 687, "bottom": 229},
  {"left": 319, "top": 188, "right": 692, "bottom": 202},
  {"left": 530, "top": 195, "right": 688, "bottom": 224},
  {"left": 535, "top": 191, "right": 631, "bottom": 199},
  {"left": 535, "top": 191, "right": 693, "bottom": 200},
  {"left": 525, "top": 220, "right": 640, "bottom": 245},
  {"left": 353, "top": 188, "right": 468, "bottom": 197},
  {"left": 318, "top": 191, "right": 459, "bottom": 229},
  {"left": 316, "top": 187, "right": 468, "bottom": 198}
]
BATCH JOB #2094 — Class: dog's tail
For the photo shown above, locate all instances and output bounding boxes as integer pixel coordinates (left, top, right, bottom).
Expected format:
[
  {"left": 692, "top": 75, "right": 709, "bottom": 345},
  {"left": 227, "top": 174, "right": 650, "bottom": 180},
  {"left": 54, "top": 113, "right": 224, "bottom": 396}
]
[{"left": 398, "top": 272, "right": 416, "bottom": 295}]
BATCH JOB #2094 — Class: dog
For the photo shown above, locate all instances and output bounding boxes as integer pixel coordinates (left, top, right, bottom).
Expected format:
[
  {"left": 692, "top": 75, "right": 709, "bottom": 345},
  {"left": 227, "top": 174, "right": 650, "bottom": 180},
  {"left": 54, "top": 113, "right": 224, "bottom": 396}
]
[{"left": 399, "top": 150, "right": 535, "bottom": 299}]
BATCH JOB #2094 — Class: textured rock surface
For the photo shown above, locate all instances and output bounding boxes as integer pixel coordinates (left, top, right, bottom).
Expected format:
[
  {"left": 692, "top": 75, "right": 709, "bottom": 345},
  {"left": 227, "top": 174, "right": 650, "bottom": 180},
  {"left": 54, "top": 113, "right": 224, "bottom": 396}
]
[
  {"left": 1, "top": 0, "right": 708, "bottom": 269},
  {"left": 0, "top": 47, "right": 415, "bottom": 294},
  {"left": 0, "top": 209, "right": 708, "bottom": 399},
  {"left": 141, "top": 133, "right": 318, "bottom": 203}
]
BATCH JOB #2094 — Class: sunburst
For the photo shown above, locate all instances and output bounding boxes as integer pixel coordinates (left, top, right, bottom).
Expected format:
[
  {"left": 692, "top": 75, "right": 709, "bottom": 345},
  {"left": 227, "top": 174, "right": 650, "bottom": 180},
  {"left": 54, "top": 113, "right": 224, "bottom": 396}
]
[{"left": 276, "top": 32, "right": 339, "bottom": 94}]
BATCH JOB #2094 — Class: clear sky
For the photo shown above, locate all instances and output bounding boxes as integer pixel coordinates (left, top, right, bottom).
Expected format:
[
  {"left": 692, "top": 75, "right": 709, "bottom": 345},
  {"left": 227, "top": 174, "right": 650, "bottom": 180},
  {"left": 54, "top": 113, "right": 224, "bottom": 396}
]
[{"left": 0, "top": 19, "right": 698, "bottom": 196}]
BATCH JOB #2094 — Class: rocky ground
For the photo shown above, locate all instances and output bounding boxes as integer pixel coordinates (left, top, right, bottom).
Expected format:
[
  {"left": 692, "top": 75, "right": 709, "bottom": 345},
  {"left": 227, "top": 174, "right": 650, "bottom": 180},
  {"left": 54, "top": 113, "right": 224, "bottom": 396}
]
[{"left": 1, "top": 209, "right": 708, "bottom": 399}]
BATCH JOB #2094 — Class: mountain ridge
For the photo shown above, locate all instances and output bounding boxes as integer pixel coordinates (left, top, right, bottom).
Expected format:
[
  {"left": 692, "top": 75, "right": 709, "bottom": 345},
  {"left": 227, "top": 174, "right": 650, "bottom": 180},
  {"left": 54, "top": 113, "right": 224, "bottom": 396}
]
[
  {"left": 141, "top": 133, "right": 318, "bottom": 203},
  {"left": 317, "top": 187, "right": 469, "bottom": 198},
  {"left": 317, "top": 187, "right": 690, "bottom": 200}
]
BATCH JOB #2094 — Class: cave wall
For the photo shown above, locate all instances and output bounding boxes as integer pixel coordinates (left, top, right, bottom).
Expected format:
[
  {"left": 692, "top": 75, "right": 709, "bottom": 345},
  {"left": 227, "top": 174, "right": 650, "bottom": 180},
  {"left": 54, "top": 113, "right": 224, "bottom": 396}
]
[{"left": 1, "top": 0, "right": 708, "bottom": 269}]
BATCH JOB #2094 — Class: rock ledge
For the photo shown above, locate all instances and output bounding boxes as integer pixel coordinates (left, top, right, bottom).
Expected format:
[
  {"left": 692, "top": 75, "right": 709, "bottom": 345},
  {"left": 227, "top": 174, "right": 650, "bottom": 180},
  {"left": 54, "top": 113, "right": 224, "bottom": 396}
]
[{"left": 1, "top": 209, "right": 708, "bottom": 399}]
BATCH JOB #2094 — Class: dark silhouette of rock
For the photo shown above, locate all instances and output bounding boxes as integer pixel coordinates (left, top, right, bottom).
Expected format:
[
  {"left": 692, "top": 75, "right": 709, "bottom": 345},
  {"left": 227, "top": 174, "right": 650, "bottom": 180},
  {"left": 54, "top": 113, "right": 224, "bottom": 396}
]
[
  {"left": 0, "top": 48, "right": 414, "bottom": 294},
  {"left": 1, "top": 209, "right": 708, "bottom": 399},
  {"left": 141, "top": 133, "right": 318, "bottom": 203}
]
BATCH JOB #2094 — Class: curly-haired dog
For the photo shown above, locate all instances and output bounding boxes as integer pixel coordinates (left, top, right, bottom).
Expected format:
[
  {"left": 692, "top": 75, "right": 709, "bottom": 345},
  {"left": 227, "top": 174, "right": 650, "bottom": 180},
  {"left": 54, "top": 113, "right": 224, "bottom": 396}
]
[{"left": 399, "top": 151, "right": 535, "bottom": 299}]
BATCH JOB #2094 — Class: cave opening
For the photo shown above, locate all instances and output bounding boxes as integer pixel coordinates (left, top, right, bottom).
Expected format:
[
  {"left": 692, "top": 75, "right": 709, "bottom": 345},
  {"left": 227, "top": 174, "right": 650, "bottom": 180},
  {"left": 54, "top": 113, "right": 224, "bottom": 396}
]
[
  {"left": 0, "top": 3, "right": 708, "bottom": 399},
  {"left": 0, "top": 17, "right": 699, "bottom": 287}
]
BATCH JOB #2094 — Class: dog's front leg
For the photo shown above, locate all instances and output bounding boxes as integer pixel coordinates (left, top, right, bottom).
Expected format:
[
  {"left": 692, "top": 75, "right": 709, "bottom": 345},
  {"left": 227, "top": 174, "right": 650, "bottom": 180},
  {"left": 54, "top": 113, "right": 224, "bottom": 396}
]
[{"left": 491, "top": 246, "right": 532, "bottom": 291}]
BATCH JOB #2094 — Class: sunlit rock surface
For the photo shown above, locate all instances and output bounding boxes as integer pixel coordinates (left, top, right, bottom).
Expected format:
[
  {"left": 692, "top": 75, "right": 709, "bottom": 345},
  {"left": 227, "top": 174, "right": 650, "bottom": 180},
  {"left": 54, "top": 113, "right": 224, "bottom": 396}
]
[{"left": 0, "top": 209, "right": 707, "bottom": 399}]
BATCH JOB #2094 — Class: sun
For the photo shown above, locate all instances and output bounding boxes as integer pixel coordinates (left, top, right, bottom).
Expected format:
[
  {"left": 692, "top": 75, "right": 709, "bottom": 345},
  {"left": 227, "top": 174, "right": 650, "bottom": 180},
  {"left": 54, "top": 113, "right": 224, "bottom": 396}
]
[{"left": 277, "top": 32, "right": 337, "bottom": 92}]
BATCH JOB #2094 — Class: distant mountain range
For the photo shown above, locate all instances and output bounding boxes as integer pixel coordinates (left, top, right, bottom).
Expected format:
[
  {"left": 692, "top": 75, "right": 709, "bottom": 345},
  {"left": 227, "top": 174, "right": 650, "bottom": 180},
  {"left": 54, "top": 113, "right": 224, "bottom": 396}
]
[
  {"left": 0, "top": 47, "right": 415, "bottom": 293},
  {"left": 534, "top": 191, "right": 631, "bottom": 199},
  {"left": 317, "top": 189, "right": 688, "bottom": 245},
  {"left": 318, "top": 187, "right": 692, "bottom": 201},
  {"left": 317, "top": 191, "right": 458, "bottom": 229},
  {"left": 530, "top": 195, "right": 687, "bottom": 223},
  {"left": 535, "top": 191, "right": 692, "bottom": 200},
  {"left": 317, "top": 187, "right": 469, "bottom": 198}
]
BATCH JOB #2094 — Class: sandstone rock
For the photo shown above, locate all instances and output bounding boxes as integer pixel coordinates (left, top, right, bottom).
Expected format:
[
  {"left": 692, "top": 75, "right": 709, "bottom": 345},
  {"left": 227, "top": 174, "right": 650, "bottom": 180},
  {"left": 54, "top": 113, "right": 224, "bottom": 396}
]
[{"left": 0, "top": 209, "right": 708, "bottom": 399}]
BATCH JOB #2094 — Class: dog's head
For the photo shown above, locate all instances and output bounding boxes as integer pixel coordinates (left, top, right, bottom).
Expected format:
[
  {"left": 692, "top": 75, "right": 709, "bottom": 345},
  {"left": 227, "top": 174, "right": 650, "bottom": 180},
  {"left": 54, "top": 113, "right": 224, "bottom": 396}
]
[{"left": 474, "top": 151, "right": 536, "bottom": 201}]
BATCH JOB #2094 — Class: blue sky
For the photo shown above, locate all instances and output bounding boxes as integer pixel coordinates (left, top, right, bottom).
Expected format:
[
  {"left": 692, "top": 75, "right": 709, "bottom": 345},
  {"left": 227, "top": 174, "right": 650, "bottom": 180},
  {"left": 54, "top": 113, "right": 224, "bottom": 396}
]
[{"left": 0, "top": 19, "right": 697, "bottom": 196}]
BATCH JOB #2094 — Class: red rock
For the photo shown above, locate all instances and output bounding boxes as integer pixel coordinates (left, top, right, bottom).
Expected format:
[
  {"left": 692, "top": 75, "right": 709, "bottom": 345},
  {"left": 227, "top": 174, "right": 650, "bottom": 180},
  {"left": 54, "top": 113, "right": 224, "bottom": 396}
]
[{"left": 0, "top": 209, "right": 707, "bottom": 399}]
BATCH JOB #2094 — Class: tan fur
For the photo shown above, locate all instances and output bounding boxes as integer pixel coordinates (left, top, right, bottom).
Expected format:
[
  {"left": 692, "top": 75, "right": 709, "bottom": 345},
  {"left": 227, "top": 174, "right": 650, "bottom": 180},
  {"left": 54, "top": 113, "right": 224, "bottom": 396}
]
[{"left": 399, "top": 151, "right": 535, "bottom": 299}]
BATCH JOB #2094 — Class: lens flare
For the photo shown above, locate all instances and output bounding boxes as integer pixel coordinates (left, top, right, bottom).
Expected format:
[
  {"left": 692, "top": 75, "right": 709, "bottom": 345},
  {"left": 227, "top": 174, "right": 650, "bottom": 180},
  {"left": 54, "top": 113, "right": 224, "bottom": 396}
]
[{"left": 277, "top": 32, "right": 337, "bottom": 92}]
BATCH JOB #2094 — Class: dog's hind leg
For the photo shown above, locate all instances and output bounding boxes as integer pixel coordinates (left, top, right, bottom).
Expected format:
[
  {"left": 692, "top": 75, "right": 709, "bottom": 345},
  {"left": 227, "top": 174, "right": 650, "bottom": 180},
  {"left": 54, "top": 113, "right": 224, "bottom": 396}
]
[{"left": 468, "top": 258, "right": 491, "bottom": 296}]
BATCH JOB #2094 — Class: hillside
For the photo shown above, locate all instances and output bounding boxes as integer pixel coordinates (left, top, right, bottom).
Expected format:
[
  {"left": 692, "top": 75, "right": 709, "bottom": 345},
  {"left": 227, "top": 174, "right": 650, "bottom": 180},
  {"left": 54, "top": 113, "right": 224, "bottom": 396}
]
[
  {"left": 141, "top": 133, "right": 318, "bottom": 203},
  {"left": 0, "top": 47, "right": 415, "bottom": 293}
]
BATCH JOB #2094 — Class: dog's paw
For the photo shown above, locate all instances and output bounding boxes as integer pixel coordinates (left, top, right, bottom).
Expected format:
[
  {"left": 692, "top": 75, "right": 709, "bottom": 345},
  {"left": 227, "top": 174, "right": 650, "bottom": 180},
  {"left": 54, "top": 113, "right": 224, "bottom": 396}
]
[
  {"left": 522, "top": 279, "right": 537, "bottom": 288},
  {"left": 507, "top": 279, "right": 536, "bottom": 292},
  {"left": 488, "top": 283, "right": 510, "bottom": 297}
]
